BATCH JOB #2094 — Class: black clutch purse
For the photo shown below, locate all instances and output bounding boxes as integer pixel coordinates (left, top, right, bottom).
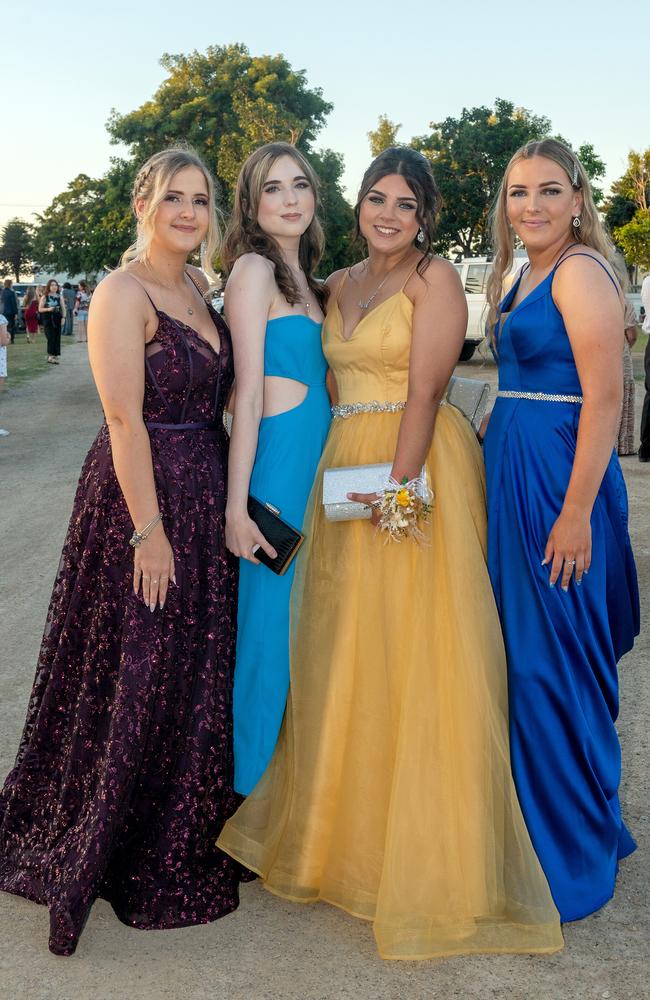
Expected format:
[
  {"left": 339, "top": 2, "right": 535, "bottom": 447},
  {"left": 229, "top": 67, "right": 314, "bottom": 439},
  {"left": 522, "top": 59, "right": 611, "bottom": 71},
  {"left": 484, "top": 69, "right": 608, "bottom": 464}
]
[{"left": 247, "top": 495, "right": 304, "bottom": 576}]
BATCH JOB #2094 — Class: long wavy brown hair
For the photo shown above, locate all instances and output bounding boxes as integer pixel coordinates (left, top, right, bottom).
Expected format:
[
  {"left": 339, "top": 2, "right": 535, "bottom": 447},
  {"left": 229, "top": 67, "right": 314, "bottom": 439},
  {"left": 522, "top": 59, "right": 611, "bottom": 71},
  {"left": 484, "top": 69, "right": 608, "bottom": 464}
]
[
  {"left": 222, "top": 142, "right": 327, "bottom": 310},
  {"left": 486, "top": 138, "right": 618, "bottom": 339},
  {"left": 354, "top": 146, "right": 442, "bottom": 276}
]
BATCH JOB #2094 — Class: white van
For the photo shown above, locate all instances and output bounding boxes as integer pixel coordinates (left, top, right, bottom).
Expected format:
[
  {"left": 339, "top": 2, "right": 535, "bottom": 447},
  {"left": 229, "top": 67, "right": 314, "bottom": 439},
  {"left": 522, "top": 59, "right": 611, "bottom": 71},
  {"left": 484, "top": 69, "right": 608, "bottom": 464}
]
[{"left": 454, "top": 252, "right": 528, "bottom": 360}]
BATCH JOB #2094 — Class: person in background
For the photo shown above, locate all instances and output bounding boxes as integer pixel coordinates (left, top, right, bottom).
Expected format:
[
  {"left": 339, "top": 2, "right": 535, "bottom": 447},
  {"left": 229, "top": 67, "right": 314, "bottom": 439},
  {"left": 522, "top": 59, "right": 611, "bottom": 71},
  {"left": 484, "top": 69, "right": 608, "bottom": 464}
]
[
  {"left": 638, "top": 274, "right": 650, "bottom": 462},
  {"left": 39, "top": 279, "right": 63, "bottom": 364},
  {"left": 0, "top": 312, "right": 9, "bottom": 436},
  {"left": 22, "top": 287, "right": 40, "bottom": 344},
  {"left": 74, "top": 280, "right": 91, "bottom": 342},
  {"left": 0, "top": 280, "right": 18, "bottom": 343},
  {"left": 616, "top": 298, "right": 638, "bottom": 456},
  {"left": 61, "top": 282, "right": 76, "bottom": 336}
]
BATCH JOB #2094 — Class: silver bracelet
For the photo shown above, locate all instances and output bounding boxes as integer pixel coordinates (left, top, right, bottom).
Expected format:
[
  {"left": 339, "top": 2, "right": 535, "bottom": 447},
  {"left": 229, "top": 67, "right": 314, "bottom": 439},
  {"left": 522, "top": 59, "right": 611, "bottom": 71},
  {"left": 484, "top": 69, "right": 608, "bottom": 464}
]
[{"left": 129, "top": 512, "right": 162, "bottom": 548}]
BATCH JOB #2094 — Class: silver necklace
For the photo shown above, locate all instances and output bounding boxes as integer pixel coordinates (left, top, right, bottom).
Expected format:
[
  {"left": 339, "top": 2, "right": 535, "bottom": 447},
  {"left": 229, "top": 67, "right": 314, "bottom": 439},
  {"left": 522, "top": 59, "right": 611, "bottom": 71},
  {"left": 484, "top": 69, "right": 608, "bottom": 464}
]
[
  {"left": 357, "top": 257, "right": 407, "bottom": 310},
  {"left": 149, "top": 269, "right": 196, "bottom": 315}
]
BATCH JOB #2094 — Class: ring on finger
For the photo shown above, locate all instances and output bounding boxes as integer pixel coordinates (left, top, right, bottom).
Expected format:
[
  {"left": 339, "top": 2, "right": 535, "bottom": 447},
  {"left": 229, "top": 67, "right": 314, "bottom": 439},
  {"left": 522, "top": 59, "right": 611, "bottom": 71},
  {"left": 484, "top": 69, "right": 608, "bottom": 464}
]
[{"left": 565, "top": 559, "right": 576, "bottom": 566}]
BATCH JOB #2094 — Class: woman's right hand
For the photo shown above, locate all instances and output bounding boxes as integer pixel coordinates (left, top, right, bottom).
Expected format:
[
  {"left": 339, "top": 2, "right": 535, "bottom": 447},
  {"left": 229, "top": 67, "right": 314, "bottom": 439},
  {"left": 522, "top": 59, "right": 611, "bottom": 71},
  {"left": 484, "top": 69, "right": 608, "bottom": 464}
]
[
  {"left": 133, "top": 523, "right": 176, "bottom": 611},
  {"left": 226, "top": 510, "right": 277, "bottom": 564}
]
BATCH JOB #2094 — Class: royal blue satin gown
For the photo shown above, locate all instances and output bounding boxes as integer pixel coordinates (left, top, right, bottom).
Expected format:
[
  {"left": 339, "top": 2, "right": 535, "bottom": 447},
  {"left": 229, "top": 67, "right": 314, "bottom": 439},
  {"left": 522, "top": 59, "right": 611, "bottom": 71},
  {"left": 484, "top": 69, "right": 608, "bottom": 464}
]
[
  {"left": 233, "top": 315, "right": 331, "bottom": 795},
  {"left": 483, "top": 249, "right": 640, "bottom": 922}
]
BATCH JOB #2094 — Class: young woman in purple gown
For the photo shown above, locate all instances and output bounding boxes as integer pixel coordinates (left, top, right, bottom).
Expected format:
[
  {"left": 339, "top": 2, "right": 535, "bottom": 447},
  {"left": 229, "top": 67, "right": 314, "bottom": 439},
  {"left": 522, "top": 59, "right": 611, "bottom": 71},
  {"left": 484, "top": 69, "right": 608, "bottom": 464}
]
[{"left": 0, "top": 148, "right": 242, "bottom": 955}]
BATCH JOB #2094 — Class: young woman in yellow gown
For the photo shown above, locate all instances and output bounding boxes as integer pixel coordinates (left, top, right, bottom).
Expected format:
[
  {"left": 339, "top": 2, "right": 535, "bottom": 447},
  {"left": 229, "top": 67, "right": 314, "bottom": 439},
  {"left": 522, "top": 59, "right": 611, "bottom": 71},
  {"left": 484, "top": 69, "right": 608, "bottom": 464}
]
[{"left": 218, "top": 147, "right": 563, "bottom": 960}]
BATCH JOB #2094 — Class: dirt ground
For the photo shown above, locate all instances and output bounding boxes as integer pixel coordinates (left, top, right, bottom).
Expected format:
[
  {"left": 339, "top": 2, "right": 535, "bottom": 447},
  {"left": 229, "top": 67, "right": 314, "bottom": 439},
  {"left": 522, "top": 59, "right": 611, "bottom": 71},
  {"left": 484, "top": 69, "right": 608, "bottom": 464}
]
[{"left": 0, "top": 345, "right": 647, "bottom": 1000}]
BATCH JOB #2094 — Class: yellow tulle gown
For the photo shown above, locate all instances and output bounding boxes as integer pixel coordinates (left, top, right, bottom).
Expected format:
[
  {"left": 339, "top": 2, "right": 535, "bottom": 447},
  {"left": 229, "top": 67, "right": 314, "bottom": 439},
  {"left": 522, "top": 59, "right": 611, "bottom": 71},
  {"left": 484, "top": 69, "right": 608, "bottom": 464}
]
[{"left": 218, "top": 277, "right": 563, "bottom": 960}]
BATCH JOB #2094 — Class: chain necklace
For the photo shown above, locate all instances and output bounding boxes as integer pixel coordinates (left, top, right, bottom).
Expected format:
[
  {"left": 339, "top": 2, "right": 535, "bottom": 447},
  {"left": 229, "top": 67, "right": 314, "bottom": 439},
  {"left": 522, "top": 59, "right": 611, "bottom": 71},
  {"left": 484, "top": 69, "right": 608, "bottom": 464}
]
[
  {"left": 146, "top": 267, "right": 197, "bottom": 316},
  {"left": 357, "top": 255, "right": 412, "bottom": 310}
]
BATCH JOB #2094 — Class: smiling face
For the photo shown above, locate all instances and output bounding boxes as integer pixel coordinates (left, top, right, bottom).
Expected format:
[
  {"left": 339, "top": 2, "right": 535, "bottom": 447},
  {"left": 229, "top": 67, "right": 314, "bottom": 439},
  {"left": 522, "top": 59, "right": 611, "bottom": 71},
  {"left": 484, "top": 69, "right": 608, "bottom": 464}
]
[
  {"left": 506, "top": 155, "right": 583, "bottom": 252},
  {"left": 140, "top": 165, "right": 210, "bottom": 256},
  {"left": 256, "top": 154, "right": 316, "bottom": 245},
  {"left": 358, "top": 173, "right": 421, "bottom": 255}
]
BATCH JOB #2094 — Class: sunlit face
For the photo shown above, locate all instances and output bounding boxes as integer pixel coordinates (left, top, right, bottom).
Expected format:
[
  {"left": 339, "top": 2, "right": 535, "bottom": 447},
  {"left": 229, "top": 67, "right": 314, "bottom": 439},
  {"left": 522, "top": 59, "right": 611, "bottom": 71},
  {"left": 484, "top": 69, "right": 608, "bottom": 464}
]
[
  {"left": 256, "top": 154, "right": 315, "bottom": 242},
  {"left": 47, "top": 281, "right": 59, "bottom": 294},
  {"left": 506, "top": 155, "right": 583, "bottom": 251},
  {"left": 142, "top": 165, "right": 210, "bottom": 254},
  {"left": 358, "top": 173, "right": 421, "bottom": 254}
]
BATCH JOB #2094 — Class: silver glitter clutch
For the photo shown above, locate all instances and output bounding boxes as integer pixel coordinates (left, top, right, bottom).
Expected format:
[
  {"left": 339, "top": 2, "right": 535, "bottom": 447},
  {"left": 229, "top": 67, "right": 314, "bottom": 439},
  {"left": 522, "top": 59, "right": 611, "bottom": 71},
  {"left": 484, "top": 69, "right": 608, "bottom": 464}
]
[
  {"left": 322, "top": 463, "right": 427, "bottom": 522},
  {"left": 445, "top": 376, "right": 490, "bottom": 432}
]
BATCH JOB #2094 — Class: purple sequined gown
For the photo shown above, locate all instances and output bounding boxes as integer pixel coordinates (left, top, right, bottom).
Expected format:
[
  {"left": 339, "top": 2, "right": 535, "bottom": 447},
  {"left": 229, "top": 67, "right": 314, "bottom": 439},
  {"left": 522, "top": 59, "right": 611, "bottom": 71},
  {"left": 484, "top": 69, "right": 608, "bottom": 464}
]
[{"left": 0, "top": 304, "right": 241, "bottom": 955}]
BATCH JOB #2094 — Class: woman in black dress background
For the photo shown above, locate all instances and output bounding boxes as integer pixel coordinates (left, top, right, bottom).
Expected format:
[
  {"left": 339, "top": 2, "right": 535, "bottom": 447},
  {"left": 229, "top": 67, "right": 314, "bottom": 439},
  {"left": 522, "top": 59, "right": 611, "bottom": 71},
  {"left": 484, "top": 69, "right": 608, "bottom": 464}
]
[{"left": 0, "top": 147, "right": 241, "bottom": 955}]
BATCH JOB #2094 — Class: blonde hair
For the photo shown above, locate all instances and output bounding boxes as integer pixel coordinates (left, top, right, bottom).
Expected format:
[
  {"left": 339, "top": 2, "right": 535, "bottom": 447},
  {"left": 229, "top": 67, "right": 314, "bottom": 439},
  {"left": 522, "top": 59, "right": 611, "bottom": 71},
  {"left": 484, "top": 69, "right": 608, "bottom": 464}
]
[
  {"left": 121, "top": 146, "right": 221, "bottom": 294},
  {"left": 222, "top": 142, "right": 327, "bottom": 310},
  {"left": 486, "top": 138, "right": 618, "bottom": 339}
]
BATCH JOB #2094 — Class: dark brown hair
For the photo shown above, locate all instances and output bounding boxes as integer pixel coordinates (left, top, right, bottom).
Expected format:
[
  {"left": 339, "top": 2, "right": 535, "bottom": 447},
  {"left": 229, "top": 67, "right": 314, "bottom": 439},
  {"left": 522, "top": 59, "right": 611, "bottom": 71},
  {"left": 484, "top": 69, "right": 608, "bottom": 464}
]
[
  {"left": 354, "top": 146, "right": 442, "bottom": 274},
  {"left": 222, "top": 142, "right": 327, "bottom": 309}
]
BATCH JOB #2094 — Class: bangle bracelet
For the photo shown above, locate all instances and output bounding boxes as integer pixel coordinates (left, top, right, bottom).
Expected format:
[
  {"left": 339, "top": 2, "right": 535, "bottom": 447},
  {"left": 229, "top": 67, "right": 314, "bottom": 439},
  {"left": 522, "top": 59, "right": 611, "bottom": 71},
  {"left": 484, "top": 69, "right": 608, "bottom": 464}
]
[{"left": 129, "top": 512, "right": 162, "bottom": 548}]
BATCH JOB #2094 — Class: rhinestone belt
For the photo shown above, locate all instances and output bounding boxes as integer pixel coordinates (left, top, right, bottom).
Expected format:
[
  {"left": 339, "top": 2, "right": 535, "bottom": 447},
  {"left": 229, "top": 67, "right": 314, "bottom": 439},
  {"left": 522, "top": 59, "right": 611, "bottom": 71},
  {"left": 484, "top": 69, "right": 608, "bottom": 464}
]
[
  {"left": 496, "top": 390, "right": 583, "bottom": 403},
  {"left": 332, "top": 400, "right": 406, "bottom": 418}
]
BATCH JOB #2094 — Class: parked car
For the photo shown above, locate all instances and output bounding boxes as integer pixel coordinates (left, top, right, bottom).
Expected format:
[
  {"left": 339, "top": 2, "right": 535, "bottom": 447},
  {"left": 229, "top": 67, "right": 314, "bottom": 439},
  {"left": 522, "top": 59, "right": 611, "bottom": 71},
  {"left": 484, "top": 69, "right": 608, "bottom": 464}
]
[{"left": 453, "top": 252, "right": 528, "bottom": 361}]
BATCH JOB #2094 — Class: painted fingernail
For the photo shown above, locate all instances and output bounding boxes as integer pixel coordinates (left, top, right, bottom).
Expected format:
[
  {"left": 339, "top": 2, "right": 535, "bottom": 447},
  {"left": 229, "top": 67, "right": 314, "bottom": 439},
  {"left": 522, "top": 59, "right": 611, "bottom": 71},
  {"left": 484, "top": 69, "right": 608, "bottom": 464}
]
[
  {"left": 549, "top": 581, "right": 555, "bottom": 588},
  {"left": 562, "top": 585, "right": 568, "bottom": 592},
  {"left": 171, "top": 575, "right": 177, "bottom": 585},
  {"left": 150, "top": 603, "right": 155, "bottom": 612}
]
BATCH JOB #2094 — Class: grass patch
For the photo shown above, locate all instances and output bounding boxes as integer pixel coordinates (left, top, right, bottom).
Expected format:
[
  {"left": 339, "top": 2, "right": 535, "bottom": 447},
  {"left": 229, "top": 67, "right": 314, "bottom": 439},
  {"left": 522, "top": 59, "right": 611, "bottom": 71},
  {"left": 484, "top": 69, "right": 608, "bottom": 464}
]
[{"left": 2, "top": 332, "right": 75, "bottom": 392}]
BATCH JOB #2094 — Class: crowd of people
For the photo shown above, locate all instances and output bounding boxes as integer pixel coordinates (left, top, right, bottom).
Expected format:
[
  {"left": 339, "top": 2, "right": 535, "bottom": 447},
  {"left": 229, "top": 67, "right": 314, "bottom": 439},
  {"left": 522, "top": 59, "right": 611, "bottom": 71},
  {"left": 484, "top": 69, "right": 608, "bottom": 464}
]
[{"left": 0, "top": 139, "right": 644, "bottom": 962}]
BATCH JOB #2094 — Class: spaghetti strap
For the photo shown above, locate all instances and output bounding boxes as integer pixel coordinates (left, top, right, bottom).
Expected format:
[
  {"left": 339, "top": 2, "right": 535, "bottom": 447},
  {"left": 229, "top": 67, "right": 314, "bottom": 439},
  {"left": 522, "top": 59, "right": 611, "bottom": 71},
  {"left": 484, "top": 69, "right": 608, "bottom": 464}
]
[
  {"left": 126, "top": 273, "right": 158, "bottom": 311},
  {"left": 552, "top": 248, "right": 620, "bottom": 295},
  {"left": 184, "top": 269, "right": 207, "bottom": 298},
  {"left": 400, "top": 259, "right": 421, "bottom": 291}
]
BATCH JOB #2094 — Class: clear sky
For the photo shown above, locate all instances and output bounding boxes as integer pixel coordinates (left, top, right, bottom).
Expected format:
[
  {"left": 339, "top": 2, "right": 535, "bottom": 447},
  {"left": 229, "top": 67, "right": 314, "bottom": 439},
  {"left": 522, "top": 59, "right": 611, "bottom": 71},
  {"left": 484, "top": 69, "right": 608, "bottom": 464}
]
[{"left": 1, "top": 0, "right": 647, "bottom": 232}]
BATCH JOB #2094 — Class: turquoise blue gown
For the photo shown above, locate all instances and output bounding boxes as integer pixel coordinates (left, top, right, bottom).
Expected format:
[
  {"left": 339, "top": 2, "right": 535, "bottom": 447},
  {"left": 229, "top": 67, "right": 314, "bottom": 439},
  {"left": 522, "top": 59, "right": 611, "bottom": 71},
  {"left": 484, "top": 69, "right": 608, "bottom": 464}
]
[
  {"left": 233, "top": 315, "right": 331, "bottom": 795},
  {"left": 483, "top": 248, "right": 640, "bottom": 922}
]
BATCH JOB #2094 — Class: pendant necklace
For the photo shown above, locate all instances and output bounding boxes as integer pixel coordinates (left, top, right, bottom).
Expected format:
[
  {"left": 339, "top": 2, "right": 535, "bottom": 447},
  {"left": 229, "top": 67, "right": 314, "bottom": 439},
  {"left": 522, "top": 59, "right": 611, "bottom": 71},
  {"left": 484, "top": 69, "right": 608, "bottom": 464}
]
[{"left": 357, "top": 255, "right": 410, "bottom": 310}]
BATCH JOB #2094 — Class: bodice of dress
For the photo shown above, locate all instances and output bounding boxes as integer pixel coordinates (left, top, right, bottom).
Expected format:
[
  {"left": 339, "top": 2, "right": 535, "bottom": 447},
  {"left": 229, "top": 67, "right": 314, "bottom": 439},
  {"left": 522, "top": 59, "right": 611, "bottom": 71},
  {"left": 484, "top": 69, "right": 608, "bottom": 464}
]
[
  {"left": 323, "top": 292, "right": 413, "bottom": 404},
  {"left": 264, "top": 315, "right": 327, "bottom": 386},
  {"left": 143, "top": 308, "right": 232, "bottom": 426},
  {"left": 495, "top": 271, "right": 583, "bottom": 397}
]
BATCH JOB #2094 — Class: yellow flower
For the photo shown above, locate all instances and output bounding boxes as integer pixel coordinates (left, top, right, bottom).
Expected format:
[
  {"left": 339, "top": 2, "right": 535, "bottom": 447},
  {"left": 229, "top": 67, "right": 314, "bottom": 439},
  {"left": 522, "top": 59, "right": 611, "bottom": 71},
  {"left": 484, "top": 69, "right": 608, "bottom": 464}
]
[{"left": 395, "top": 488, "right": 411, "bottom": 507}]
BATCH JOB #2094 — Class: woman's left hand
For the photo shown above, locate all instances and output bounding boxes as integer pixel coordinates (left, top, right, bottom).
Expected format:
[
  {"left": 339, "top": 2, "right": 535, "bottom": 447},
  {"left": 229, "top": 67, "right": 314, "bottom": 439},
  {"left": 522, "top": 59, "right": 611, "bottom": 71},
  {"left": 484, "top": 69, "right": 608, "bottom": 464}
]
[
  {"left": 347, "top": 491, "right": 381, "bottom": 526},
  {"left": 542, "top": 505, "right": 592, "bottom": 590}
]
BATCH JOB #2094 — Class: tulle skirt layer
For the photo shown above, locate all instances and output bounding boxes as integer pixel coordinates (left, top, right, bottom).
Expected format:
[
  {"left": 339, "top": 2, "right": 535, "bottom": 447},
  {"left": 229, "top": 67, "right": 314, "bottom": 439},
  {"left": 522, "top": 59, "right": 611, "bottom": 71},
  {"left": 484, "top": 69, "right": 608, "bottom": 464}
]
[{"left": 218, "top": 403, "right": 562, "bottom": 959}]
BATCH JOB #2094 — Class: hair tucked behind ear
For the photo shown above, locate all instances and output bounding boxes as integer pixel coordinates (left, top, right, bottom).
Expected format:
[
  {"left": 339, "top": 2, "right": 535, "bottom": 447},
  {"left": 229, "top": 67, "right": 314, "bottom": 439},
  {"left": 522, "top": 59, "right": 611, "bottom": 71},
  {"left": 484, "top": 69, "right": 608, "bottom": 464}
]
[
  {"left": 121, "top": 145, "right": 222, "bottom": 297},
  {"left": 222, "top": 142, "right": 327, "bottom": 310},
  {"left": 485, "top": 138, "right": 618, "bottom": 343}
]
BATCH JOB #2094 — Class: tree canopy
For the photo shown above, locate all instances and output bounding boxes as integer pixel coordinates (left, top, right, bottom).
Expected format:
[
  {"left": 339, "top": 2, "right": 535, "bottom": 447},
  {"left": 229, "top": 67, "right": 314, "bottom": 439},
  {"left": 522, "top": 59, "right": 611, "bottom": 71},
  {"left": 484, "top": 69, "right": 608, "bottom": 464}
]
[
  {"left": 412, "top": 99, "right": 605, "bottom": 258},
  {"left": 0, "top": 219, "right": 35, "bottom": 281},
  {"left": 108, "top": 44, "right": 332, "bottom": 196},
  {"left": 368, "top": 116, "right": 401, "bottom": 158},
  {"left": 605, "top": 149, "right": 650, "bottom": 268}
]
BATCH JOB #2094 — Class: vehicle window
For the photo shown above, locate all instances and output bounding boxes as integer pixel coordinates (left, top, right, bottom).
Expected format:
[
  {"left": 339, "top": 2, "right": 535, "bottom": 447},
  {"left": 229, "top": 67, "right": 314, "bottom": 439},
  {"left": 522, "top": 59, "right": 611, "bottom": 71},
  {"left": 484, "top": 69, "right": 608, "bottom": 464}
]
[{"left": 465, "top": 264, "right": 489, "bottom": 295}]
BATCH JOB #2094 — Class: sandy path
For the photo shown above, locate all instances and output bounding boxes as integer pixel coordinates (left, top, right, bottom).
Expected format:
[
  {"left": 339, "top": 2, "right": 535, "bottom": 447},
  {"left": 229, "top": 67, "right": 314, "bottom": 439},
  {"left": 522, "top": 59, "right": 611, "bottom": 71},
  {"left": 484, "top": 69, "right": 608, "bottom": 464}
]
[{"left": 0, "top": 346, "right": 647, "bottom": 1000}]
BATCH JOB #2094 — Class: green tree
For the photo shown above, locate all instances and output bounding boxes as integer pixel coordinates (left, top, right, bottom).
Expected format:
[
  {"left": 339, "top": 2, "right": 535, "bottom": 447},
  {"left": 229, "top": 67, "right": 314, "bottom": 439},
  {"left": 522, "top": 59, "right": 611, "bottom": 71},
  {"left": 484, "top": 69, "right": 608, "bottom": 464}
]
[
  {"left": 107, "top": 44, "right": 332, "bottom": 196},
  {"left": 412, "top": 99, "right": 552, "bottom": 256},
  {"left": 614, "top": 209, "right": 650, "bottom": 270},
  {"left": 412, "top": 99, "right": 606, "bottom": 257},
  {"left": 0, "top": 218, "right": 35, "bottom": 280},
  {"left": 604, "top": 149, "right": 650, "bottom": 259},
  {"left": 32, "top": 161, "right": 135, "bottom": 276},
  {"left": 308, "top": 149, "right": 356, "bottom": 277},
  {"left": 367, "top": 115, "right": 401, "bottom": 157}
]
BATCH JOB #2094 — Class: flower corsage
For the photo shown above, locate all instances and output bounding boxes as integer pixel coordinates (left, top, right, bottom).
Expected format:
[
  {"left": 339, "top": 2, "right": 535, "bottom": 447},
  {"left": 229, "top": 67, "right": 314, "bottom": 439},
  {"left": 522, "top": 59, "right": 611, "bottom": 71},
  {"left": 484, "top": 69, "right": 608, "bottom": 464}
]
[{"left": 375, "top": 474, "right": 433, "bottom": 543}]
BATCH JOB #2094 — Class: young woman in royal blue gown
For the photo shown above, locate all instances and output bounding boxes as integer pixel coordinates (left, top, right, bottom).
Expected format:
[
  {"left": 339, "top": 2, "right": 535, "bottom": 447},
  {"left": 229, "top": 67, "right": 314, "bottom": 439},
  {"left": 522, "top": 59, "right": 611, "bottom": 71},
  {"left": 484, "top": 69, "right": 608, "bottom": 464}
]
[
  {"left": 223, "top": 143, "right": 331, "bottom": 796},
  {"left": 482, "top": 138, "right": 640, "bottom": 922},
  {"left": 0, "top": 148, "right": 242, "bottom": 955}
]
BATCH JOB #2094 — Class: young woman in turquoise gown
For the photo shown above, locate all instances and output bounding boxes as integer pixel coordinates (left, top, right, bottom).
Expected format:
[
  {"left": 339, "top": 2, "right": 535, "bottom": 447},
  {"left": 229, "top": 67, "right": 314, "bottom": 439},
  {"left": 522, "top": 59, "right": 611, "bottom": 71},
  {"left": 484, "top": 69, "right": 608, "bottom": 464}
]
[
  {"left": 482, "top": 139, "right": 640, "bottom": 922},
  {"left": 223, "top": 143, "right": 331, "bottom": 795}
]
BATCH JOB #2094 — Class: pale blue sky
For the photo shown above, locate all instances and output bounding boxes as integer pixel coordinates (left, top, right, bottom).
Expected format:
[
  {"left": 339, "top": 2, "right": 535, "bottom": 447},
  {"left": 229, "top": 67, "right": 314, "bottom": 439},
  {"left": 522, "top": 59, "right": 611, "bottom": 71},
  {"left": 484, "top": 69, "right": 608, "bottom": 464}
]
[{"left": 1, "top": 0, "right": 646, "bottom": 231}]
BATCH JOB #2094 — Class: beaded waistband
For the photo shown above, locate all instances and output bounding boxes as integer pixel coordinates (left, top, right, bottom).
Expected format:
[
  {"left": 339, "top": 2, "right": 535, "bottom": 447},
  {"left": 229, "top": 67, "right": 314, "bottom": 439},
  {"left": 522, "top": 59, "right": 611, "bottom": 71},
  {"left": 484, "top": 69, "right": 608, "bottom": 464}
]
[
  {"left": 332, "top": 400, "right": 406, "bottom": 419},
  {"left": 496, "top": 390, "right": 583, "bottom": 404}
]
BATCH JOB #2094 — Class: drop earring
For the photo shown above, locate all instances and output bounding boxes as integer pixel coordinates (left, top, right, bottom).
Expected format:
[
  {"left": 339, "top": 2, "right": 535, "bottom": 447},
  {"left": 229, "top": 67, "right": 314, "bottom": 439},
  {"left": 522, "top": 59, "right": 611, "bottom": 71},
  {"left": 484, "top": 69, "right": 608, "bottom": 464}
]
[
  {"left": 416, "top": 229, "right": 426, "bottom": 244},
  {"left": 572, "top": 216, "right": 581, "bottom": 229}
]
